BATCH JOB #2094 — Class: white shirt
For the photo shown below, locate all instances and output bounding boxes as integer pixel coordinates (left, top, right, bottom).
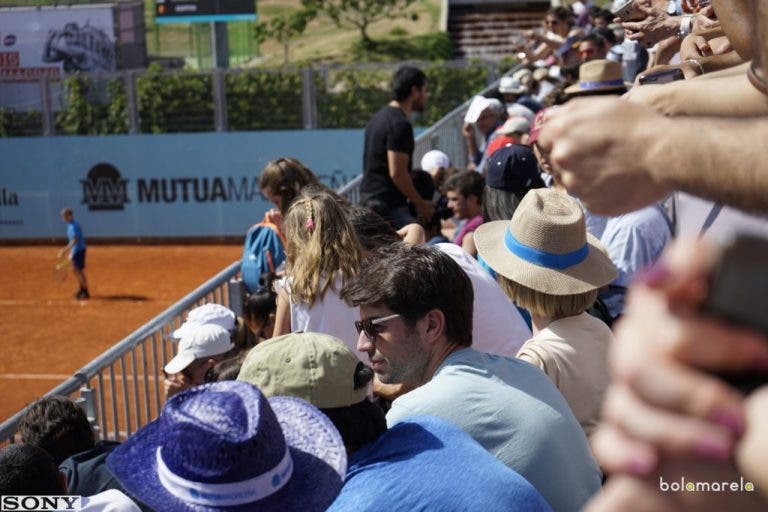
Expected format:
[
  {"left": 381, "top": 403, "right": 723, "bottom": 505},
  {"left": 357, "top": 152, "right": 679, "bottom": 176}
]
[
  {"left": 599, "top": 205, "right": 672, "bottom": 317},
  {"left": 67, "top": 490, "right": 141, "bottom": 512},
  {"left": 276, "top": 275, "right": 362, "bottom": 360},
  {"left": 436, "top": 244, "right": 531, "bottom": 356}
]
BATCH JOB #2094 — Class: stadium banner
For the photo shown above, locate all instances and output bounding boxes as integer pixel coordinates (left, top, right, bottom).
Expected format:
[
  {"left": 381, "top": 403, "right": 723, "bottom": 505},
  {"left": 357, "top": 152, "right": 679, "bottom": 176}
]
[
  {"left": 0, "top": 130, "right": 363, "bottom": 241},
  {"left": 0, "top": 5, "right": 116, "bottom": 110}
]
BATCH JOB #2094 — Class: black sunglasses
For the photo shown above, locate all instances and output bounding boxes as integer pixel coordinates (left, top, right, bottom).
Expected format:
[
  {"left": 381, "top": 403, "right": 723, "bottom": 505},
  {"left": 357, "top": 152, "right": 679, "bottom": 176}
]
[{"left": 354, "top": 314, "right": 401, "bottom": 341}]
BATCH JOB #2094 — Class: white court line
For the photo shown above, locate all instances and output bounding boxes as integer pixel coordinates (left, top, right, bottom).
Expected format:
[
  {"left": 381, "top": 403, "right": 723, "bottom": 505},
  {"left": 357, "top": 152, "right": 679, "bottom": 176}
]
[
  {"left": 0, "top": 373, "right": 159, "bottom": 381},
  {"left": 0, "top": 300, "right": 89, "bottom": 306}
]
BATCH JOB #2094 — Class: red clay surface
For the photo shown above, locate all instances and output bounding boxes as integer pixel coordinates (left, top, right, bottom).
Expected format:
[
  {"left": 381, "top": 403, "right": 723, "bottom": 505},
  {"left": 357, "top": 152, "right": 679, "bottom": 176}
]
[{"left": 0, "top": 245, "right": 242, "bottom": 423}]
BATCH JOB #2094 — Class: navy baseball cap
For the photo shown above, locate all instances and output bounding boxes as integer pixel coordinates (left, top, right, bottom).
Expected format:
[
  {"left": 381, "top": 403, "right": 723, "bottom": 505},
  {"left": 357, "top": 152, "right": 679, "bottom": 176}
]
[{"left": 485, "top": 144, "right": 546, "bottom": 198}]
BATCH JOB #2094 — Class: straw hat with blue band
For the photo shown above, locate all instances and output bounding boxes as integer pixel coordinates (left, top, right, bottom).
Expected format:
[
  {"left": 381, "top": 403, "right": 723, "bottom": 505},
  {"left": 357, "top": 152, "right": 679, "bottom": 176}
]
[
  {"left": 564, "top": 59, "right": 629, "bottom": 95},
  {"left": 474, "top": 188, "right": 617, "bottom": 295}
]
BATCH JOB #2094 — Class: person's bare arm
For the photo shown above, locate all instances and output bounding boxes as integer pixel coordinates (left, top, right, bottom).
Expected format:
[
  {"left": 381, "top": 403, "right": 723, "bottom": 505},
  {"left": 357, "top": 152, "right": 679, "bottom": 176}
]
[
  {"left": 462, "top": 123, "right": 480, "bottom": 170},
  {"left": 539, "top": 97, "right": 768, "bottom": 214},
  {"left": 622, "top": 8, "right": 681, "bottom": 46},
  {"left": 461, "top": 231, "right": 477, "bottom": 258},
  {"left": 272, "top": 288, "right": 292, "bottom": 337},
  {"left": 527, "top": 31, "right": 566, "bottom": 52},
  {"left": 397, "top": 223, "right": 426, "bottom": 245},
  {"left": 58, "top": 239, "right": 75, "bottom": 258},
  {"left": 388, "top": 150, "right": 434, "bottom": 220},
  {"left": 626, "top": 62, "right": 767, "bottom": 116},
  {"left": 522, "top": 40, "right": 555, "bottom": 63}
]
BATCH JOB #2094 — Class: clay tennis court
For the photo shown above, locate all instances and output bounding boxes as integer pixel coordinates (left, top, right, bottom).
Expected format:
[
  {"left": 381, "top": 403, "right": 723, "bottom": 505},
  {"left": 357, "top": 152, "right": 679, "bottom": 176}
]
[{"left": 0, "top": 244, "right": 242, "bottom": 423}]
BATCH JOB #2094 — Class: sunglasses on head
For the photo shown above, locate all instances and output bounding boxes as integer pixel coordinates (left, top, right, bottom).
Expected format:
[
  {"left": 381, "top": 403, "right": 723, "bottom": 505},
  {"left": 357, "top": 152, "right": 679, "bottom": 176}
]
[{"left": 354, "top": 314, "right": 401, "bottom": 341}]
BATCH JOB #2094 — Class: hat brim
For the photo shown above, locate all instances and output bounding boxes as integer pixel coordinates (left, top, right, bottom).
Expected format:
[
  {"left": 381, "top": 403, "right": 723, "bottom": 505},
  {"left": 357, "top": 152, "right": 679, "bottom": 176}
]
[
  {"left": 464, "top": 96, "right": 492, "bottom": 123},
  {"left": 474, "top": 220, "right": 617, "bottom": 295},
  {"left": 163, "top": 351, "right": 195, "bottom": 374},
  {"left": 107, "top": 396, "right": 345, "bottom": 512}
]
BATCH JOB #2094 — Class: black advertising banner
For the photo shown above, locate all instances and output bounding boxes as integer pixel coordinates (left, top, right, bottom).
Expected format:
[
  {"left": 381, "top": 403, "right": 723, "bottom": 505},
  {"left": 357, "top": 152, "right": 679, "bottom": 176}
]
[{"left": 155, "top": 0, "right": 256, "bottom": 24}]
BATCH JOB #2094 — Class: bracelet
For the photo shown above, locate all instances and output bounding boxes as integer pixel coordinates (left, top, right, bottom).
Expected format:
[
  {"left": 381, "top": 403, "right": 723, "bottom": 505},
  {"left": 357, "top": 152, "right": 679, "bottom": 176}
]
[
  {"left": 747, "top": 61, "right": 768, "bottom": 96},
  {"left": 678, "top": 15, "right": 693, "bottom": 39},
  {"left": 684, "top": 58, "right": 704, "bottom": 75}
]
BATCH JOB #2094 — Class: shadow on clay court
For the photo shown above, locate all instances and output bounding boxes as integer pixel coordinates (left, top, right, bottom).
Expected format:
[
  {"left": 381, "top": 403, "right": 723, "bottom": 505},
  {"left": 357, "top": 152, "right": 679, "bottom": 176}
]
[{"left": 97, "top": 294, "right": 151, "bottom": 302}]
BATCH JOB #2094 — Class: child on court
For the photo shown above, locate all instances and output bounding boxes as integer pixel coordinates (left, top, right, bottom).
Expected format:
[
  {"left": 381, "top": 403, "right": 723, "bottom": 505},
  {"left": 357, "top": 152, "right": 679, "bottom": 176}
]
[
  {"left": 273, "top": 189, "right": 363, "bottom": 355},
  {"left": 58, "top": 208, "right": 89, "bottom": 300}
]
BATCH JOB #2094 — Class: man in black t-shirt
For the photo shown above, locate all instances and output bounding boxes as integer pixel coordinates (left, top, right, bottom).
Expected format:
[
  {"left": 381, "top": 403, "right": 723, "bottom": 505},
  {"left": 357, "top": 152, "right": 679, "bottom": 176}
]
[{"left": 361, "top": 66, "right": 435, "bottom": 227}]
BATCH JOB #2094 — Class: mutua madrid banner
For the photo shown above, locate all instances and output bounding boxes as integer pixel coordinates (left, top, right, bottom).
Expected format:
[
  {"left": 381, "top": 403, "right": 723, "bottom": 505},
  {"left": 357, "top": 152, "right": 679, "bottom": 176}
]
[{"left": 0, "top": 130, "right": 363, "bottom": 241}]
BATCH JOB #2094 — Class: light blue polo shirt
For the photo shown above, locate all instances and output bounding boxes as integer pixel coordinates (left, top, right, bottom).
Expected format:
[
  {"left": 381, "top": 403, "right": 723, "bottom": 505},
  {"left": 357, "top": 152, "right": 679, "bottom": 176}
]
[{"left": 387, "top": 348, "right": 602, "bottom": 512}]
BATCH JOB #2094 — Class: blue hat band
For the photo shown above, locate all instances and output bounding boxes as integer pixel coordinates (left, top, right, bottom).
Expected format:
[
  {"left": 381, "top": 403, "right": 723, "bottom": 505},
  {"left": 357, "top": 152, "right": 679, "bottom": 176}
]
[
  {"left": 504, "top": 228, "right": 588, "bottom": 270},
  {"left": 579, "top": 79, "right": 624, "bottom": 90}
]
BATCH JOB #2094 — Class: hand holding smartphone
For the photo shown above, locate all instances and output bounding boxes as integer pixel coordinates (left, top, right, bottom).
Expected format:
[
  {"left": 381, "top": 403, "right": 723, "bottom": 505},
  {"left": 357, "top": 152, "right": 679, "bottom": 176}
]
[
  {"left": 701, "top": 233, "right": 768, "bottom": 393},
  {"left": 638, "top": 68, "right": 685, "bottom": 85},
  {"left": 612, "top": 0, "right": 647, "bottom": 21}
]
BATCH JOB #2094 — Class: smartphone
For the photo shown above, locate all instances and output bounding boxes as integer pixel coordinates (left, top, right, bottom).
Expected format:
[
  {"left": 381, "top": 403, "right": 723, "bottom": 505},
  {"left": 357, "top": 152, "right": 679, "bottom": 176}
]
[
  {"left": 701, "top": 233, "right": 768, "bottom": 393},
  {"left": 611, "top": 0, "right": 636, "bottom": 20},
  {"left": 638, "top": 68, "right": 685, "bottom": 85},
  {"left": 612, "top": 0, "right": 648, "bottom": 21}
]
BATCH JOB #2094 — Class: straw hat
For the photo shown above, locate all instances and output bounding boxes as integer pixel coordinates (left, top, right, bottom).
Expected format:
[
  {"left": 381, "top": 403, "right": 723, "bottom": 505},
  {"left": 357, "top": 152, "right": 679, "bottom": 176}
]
[
  {"left": 474, "top": 188, "right": 617, "bottom": 295},
  {"left": 107, "top": 381, "right": 346, "bottom": 511},
  {"left": 564, "top": 59, "right": 627, "bottom": 95}
]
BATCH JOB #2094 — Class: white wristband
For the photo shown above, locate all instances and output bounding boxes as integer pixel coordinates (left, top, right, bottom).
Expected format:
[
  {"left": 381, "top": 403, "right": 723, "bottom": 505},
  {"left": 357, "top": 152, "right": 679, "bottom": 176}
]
[{"left": 678, "top": 15, "right": 693, "bottom": 38}]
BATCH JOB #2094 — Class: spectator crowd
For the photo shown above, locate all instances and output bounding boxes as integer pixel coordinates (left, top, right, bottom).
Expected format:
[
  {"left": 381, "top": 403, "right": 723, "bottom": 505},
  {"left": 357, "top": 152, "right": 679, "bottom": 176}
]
[{"left": 3, "top": 1, "right": 768, "bottom": 511}]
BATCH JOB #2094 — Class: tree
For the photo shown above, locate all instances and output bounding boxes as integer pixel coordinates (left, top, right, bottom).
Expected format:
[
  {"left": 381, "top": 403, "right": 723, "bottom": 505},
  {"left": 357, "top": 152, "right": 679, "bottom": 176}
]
[
  {"left": 304, "top": 0, "right": 418, "bottom": 48},
  {"left": 254, "top": 8, "right": 317, "bottom": 65}
]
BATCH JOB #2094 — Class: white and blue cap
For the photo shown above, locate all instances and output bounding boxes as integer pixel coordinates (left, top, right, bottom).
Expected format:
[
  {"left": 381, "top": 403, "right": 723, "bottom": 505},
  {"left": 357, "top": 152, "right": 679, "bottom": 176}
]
[{"left": 474, "top": 188, "right": 617, "bottom": 295}]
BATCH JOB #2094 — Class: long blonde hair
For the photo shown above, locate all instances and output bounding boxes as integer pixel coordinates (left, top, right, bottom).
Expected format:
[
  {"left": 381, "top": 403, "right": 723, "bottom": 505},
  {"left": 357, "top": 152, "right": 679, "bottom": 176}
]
[{"left": 284, "top": 190, "right": 363, "bottom": 306}]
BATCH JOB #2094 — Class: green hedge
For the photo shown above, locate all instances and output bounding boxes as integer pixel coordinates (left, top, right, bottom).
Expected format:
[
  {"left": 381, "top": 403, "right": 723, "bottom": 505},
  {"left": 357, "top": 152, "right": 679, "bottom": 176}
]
[
  {"left": 226, "top": 70, "right": 304, "bottom": 130},
  {"left": 1, "top": 61, "right": 503, "bottom": 136}
]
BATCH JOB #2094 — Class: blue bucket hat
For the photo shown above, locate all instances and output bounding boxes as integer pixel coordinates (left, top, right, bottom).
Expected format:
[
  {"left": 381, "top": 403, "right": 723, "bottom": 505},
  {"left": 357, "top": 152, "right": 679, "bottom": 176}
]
[{"left": 107, "top": 381, "right": 346, "bottom": 511}]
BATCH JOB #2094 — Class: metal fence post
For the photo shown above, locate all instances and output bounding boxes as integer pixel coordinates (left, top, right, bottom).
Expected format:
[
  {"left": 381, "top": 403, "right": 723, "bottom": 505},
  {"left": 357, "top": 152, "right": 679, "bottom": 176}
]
[
  {"left": 39, "top": 75, "right": 55, "bottom": 136},
  {"left": 77, "top": 387, "right": 99, "bottom": 434},
  {"left": 301, "top": 66, "right": 317, "bottom": 130},
  {"left": 227, "top": 278, "right": 245, "bottom": 317},
  {"left": 212, "top": 69, "right": 228, "bottom": 132},
  {"left": 125, "top": 70, "right": 140, "bottom": 134},
  {"left": 485, "top": 60, "right": 499, "bottom": 87}
]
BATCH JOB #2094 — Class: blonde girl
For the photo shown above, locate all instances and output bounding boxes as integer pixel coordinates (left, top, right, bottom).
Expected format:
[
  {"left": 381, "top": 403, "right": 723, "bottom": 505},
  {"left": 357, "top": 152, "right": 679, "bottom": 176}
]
[{"left": 273, "top": 189, "right": 364, "bottom": 355}]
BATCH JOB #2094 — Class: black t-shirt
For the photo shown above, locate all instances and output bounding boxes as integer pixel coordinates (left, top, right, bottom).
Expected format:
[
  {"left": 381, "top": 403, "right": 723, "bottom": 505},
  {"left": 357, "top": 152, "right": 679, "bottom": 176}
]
[{"left": 361, "top": 105, "right": 414, "bottom": 208}]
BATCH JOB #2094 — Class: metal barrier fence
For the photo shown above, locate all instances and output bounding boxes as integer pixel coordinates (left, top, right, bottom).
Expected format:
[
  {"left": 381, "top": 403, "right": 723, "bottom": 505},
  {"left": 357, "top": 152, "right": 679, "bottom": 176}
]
[
  {"left": 0, "top": 59, "right": 504, "bottom": 136},
  {"left": 0, "top": 261, "right": 242, "bottom": 445}
]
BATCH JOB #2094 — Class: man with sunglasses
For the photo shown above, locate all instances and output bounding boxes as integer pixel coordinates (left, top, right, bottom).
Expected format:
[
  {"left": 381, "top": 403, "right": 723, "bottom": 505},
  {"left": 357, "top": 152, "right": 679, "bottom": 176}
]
[{"left": 341, "top": 243, "right": 601, "bottom": 512}]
